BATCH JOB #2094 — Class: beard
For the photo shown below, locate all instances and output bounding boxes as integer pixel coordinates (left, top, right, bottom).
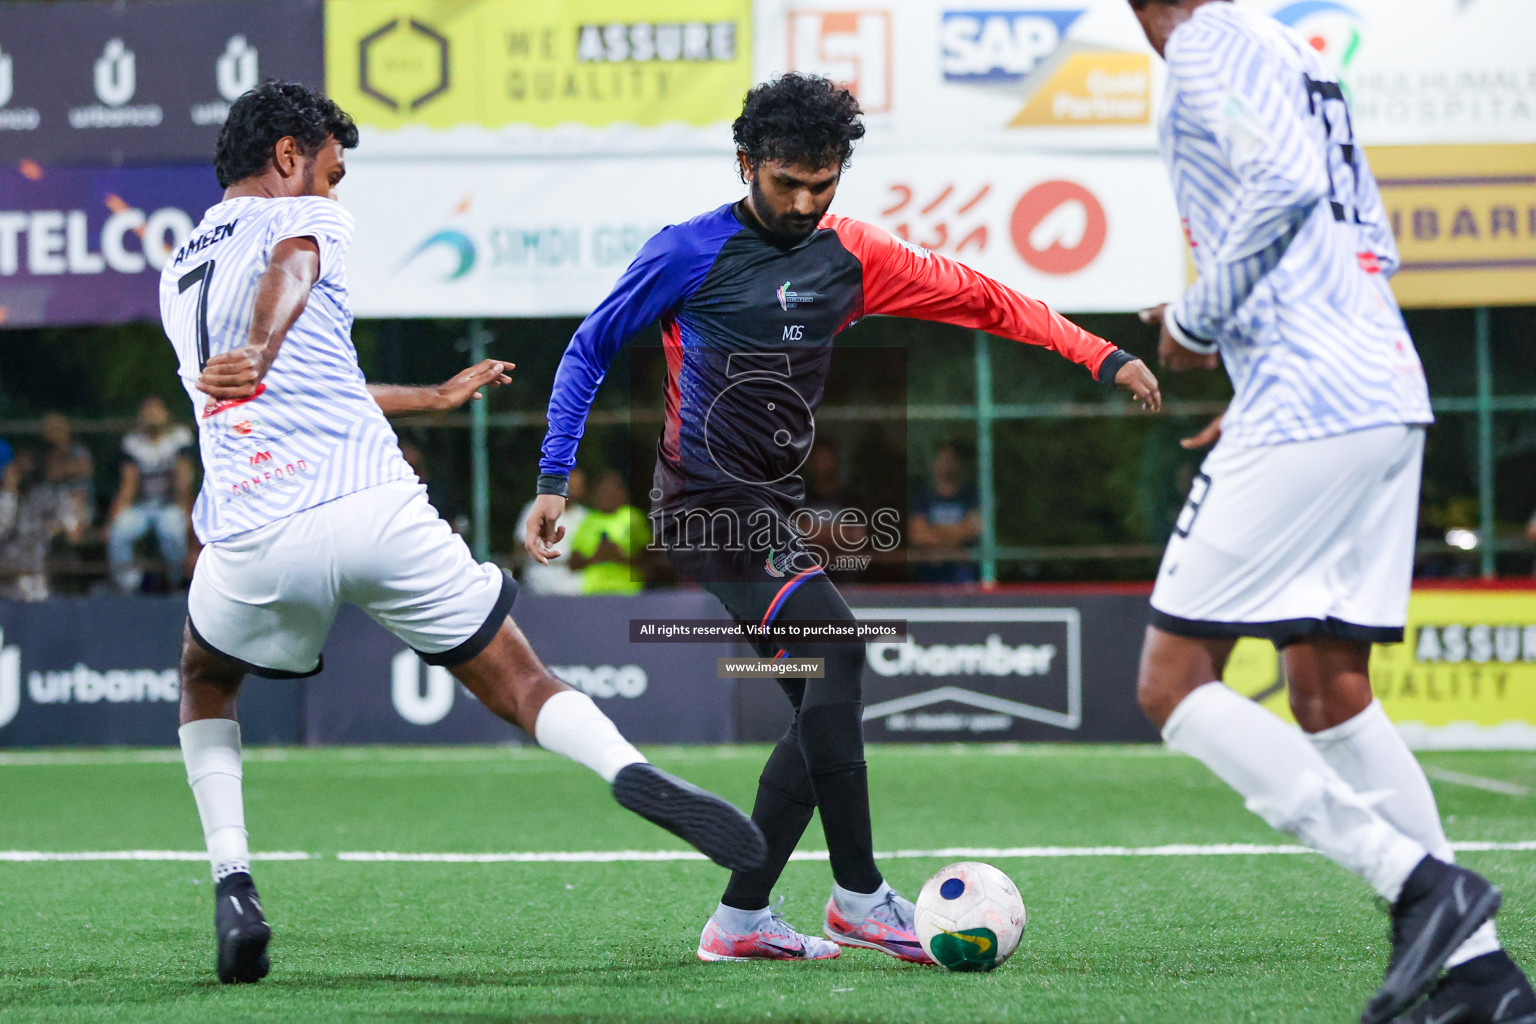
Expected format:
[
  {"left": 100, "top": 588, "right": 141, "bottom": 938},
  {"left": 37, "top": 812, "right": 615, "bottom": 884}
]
[{"left": 747, "top": 178, "right": 823, "bottom": 244}]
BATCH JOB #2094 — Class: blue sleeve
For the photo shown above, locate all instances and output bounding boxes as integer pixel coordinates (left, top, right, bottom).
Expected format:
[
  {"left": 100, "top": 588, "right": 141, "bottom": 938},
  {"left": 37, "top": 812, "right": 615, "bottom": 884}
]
[{"left": 538, "top": 224, "right": 717, "bottom": 483}]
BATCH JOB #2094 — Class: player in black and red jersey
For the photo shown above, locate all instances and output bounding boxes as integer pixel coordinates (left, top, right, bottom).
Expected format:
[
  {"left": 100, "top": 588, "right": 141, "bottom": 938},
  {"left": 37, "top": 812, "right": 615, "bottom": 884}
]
[{"left": 525, "top": 74, "right": 1160, "bottom": 963}]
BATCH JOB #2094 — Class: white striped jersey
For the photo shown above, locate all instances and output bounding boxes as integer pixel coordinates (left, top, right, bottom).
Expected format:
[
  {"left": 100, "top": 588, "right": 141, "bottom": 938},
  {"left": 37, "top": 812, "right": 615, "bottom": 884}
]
[
  {"left": 1161, "top": 3, "right": 1432, "bottom": 448},
  {"left": 158, "top": 195, "right": 411, "bottom": 543}
]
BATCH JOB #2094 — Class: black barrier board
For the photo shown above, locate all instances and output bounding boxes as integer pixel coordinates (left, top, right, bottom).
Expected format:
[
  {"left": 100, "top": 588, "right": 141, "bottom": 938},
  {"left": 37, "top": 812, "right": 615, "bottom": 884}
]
[
  {"left": 0, "top": 0, "right": 324, "bottom": 166},
  {"left": 303, "top": 594, "right": 738, "bottom": 746},
  {"left": 0, "top": 596, "right": 300, "bottom": 746}
]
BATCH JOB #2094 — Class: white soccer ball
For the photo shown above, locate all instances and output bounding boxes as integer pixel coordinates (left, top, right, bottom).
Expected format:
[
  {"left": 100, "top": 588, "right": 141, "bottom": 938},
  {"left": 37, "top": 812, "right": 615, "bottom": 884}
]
[{"left": 914, "top": 861, "right": 1026, "bottom": 972}]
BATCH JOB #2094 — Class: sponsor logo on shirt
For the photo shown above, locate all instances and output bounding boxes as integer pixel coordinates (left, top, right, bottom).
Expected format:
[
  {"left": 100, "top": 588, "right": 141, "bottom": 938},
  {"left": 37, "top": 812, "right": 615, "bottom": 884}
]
[{"left": 777, "top": 280, "right": 816, "bottom": 310}]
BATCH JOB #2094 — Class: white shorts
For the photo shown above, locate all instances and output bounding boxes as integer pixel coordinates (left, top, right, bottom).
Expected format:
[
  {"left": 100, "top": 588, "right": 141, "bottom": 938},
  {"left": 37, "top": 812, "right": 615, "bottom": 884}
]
[
  {"left": 1149, "top": 424, "right": 1424, "bottom": 647},
  {"left": 188, "top": 480, "right": 514, "bottom": 677}
]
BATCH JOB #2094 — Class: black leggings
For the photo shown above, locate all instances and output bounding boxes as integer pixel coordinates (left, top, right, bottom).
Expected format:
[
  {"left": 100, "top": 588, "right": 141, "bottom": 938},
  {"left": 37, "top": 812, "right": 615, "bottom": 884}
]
[{"left": 697, "top": 565, "right": 882, "bottom": 908}]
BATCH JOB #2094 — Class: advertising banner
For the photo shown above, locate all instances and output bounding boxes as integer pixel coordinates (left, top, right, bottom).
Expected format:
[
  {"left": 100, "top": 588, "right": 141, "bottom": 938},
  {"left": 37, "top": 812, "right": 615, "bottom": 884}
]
[
  {"left": 0, "top": 597, "right": 301, "bottom": 747},
  {"left": 753, "top": 0, "right": 1162, "bottom": 154},
  {"left": 0, "top": 0, "right": 324, "bottom": 165},
  {"left": 340, "top": 150, "right": 1182, "bottom": 317},
  {"left": 324, "top": 0, "right": 754, "bottom": 158},
  {"left": 305, "top": 595, "right": 738, "bottom": 746},
  {"left": 0, "top": 164, "right": 222, "bottom": 328},
  {"left": 752, "top": 0, "right": 1536, "bottom": 156},
  {"left": 0, "top": 593, "right": 737, "bottom": 748},
  {"left": 1225, "top": 588, "right": 1536, "bottom": 749},
  {"left": 735, "top": 591, "right": 1158, "bottom": 744},
  {"left": 1370, "top": 145, "right": 1536, "bottom": 308}
]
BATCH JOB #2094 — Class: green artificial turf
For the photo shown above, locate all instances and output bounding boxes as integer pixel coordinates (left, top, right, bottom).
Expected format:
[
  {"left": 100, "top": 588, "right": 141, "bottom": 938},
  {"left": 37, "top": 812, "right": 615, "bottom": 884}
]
[{"left": 1, "top": 744, "right": 1533, "bottom": 1023}]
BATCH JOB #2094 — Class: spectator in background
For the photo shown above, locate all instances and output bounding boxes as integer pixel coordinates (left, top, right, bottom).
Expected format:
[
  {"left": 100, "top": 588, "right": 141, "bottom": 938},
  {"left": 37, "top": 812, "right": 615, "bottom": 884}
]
[
  {"left": 801, "top": 438, "right": 866, "bottom": 558},
  {"left": 0, "top": 447, "right": 82, "bottom": 601},
  {"left": 909, "top": 441, "right": 982, "bottom": 584},
  {"left": 107, "top": 396, "right": 194, "bottom": 592},
  {"left": 40, "top": 412, "right": 95, "bottom": 532},
  {"left": 568, "top": 468, "right": 648, "bottom": 595},
  {"left": 514, "top": 466, "right": 588, "bottom": 595}
]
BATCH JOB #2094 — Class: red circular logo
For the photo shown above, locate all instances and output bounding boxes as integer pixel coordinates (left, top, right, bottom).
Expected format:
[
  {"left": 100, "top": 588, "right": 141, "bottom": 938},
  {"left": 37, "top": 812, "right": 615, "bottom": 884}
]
[{"left": 1010, "top": 180, "right": 1107, "bottom": 275}]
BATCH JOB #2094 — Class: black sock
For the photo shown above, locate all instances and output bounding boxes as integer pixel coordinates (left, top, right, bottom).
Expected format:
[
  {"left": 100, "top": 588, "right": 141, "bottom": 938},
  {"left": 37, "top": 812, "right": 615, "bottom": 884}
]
[
  {"left": 721, "top": 731, "right": 817, "bottom": 911},
  {"left": 799, "top": 701, "right": 882, "bottom": 894}
]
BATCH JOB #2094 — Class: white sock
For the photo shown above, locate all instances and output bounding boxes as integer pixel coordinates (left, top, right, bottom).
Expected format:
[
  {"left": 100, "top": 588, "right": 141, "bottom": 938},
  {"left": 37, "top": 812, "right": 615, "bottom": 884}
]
[
  {"left": 713, "top": 901, "right": 771, "bottom": 932},
  {"left": 1308, "top": 700, "right": 1501, "bottom": 966},
  {"left": 834, "top": 880, "right": 893, "bottom": 921},
  {"left": 179, "top": 718, "right": 250, "bottom": 883},
  {"left": 1163, "top": 683, "right": 1425, "bottom": 902},
  {"left": 533, "top": 690, "right": 646, "bottom": 783}
]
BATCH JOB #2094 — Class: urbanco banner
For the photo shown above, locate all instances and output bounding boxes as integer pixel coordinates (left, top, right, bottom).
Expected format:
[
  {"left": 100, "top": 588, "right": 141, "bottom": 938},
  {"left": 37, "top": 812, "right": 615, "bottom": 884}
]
[
  {"left": 0, "top": 0, "right": 324, "bottom": 165},
  {"left": 324, "top": 0, "right": 754, "bottom": 159},
  {"left": 340, "top": 150, "right": 1182, "bottom": 318}
]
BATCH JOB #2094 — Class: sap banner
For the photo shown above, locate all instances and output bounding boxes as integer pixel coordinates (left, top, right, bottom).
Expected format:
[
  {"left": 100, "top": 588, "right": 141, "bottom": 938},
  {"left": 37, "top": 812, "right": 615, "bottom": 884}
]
[
  {"left": 0, "top": 165, "right": 222, "bottom": 328},
  {"left": 342, "top": 151, "right": 1182, "bottom": 317},
  {"left": 0, "top": 0, "right": 323, "bottom": 165},
  {"left": 754, "top": 0, "right": 1536, "bottom": 155}
]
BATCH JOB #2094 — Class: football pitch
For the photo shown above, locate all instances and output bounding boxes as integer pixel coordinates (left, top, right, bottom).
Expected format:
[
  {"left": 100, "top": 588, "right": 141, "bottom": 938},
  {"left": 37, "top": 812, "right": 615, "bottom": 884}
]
[{"left": 2, "top": 744, "right": 1533, "bottom": 1024}]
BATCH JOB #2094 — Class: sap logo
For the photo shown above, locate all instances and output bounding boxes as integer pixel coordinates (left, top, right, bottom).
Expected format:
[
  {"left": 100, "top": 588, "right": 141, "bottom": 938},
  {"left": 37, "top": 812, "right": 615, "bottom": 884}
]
[
  {"left": 788, "top": 11, "right": 892, "bottom": 114},
  {"left": 940, "top": 10, "right": 1084, "bottom": 84},
  {"left": 783, "top": 324, "right": 804, "bottom": 341}
]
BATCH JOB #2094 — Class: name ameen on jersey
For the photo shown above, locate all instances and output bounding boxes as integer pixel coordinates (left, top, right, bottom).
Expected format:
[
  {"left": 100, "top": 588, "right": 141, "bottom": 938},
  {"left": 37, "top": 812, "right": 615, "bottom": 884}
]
[{"left": 173, "top": 221, "right": 238, "bottom": 266}]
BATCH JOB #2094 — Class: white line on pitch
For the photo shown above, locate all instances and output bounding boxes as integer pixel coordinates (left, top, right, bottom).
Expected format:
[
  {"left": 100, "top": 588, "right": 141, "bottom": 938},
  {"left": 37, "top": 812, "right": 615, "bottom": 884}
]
[
  {"left": 1425, "top": 767, "right": 1531, "bottom": 798},
  {"left": 0, "top": 850, "right": 314, "bottom": 862},
  {"left": 7, "top": 841, "right": 1536, "bottom": 864}
]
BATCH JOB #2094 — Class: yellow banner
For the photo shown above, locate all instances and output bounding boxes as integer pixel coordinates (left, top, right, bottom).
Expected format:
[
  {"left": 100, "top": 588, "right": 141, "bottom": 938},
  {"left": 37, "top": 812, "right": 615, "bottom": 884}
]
[
  {"left": 1225, "top": 590, "right": 1536, "bottom": 737},
  {"left": 1369, "top": 145, "right": 1536, "bottom": 309},
  {"left": 1008, "top": 50, "right": 1151, "bottom": 129},
  {"left": 325, "top": 0, "right": 752, "bottom": 132}
]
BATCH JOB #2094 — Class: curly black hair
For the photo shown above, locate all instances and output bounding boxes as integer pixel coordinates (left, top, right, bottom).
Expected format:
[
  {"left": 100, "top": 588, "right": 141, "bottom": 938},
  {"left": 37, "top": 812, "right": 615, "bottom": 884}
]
[
  {"left": 732, "top": 74, "right": 865, "bottom": 178},
  {"left": 213, "top": 80, "right": 359, "bottom": 188}
]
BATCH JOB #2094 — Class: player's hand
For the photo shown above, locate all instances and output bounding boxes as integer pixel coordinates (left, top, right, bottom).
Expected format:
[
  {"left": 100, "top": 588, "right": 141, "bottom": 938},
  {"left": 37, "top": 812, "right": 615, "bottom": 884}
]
[
  {"left": 1114, "top": 358, "right": 1162, "bottom": 412},
  {"left": 1142, "top": 304, "right": 1219, "bottom": 372},
  {"left": 1180, "top": 413, "right": 1224, "bottom": 450},
  {"left": 524, "top": 493, "right": 567, "bottom": 565},
  {"left": 196, "top": 346, "right": 266, "bottom": 401},
  {"left": 435, "top": 360, "right": 513, "bottom": 412}
]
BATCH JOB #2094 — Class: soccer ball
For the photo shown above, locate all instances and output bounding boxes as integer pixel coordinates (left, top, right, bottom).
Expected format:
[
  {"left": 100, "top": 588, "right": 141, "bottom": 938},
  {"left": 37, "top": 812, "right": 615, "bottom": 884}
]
[{"left": 914, "top": 861, "right": 1026, "bottom": 972}]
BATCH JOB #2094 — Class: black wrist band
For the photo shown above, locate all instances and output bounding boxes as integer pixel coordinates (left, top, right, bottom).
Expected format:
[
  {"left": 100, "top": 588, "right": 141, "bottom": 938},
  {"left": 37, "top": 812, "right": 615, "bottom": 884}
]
[
  {"left": 536, "top": 473, "right": 570, "bottom": 498},
  {"left": 1096, "top": 348, "right": 1136, "bottom": 386}
]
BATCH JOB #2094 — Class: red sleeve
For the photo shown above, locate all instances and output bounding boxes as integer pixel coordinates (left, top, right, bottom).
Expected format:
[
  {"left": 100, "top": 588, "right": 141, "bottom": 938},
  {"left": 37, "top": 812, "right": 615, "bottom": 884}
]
[{"left": 826, "top": 215, "right": 1117, "bottom": 378}]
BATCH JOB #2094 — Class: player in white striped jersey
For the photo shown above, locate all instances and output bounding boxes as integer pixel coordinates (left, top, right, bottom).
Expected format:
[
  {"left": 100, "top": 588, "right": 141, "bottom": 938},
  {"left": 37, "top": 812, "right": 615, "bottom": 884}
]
[
  {"left": 162, "top": 81, "right": 763, "bottom": 986},
  {"left": 1125, "top": 4, "right": 1533, "bottom": 1023}
]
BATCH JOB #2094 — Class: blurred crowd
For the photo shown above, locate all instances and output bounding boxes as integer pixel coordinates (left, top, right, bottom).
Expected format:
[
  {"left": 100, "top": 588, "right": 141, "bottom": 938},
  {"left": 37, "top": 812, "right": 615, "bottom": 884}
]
[
  {"left": 0, "top": 401, "right": 991, "bottom": 602},
  {"left": 0, "top": 397, "right": 194, "bottom": 601}
]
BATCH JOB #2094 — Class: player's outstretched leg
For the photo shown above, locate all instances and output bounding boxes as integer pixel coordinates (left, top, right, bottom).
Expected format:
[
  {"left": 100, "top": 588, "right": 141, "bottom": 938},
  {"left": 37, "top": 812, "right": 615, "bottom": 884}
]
[
  {"left": 178, "top": 622, "right": 270, "bottom": 984},
  {"left": 1139, "top": 628, "right": 1499, "bottom": 1024},
  {"left": 450, "top": 616, "right": 765, "bottom": 873}
]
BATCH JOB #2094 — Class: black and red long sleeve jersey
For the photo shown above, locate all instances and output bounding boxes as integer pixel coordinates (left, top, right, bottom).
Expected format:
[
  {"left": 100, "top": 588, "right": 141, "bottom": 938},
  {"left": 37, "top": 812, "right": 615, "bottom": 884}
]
[{"left": 539, "top": 201, "right": 1132, "bottom": 517}]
